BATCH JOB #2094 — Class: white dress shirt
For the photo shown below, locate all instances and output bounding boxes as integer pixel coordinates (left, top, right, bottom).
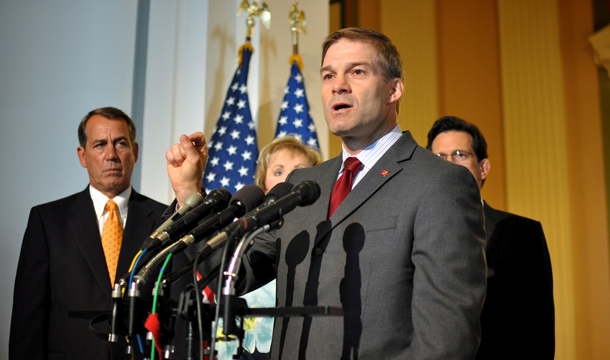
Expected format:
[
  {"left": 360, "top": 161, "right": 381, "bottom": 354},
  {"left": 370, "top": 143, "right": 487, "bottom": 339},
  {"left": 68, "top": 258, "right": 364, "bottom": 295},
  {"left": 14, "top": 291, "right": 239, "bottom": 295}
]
[
  {"left": 89, "top": 185, "right": 131, "bottom": 235},
  {"left": 337, "top": 124, "right": 403, "bottom": 189}
]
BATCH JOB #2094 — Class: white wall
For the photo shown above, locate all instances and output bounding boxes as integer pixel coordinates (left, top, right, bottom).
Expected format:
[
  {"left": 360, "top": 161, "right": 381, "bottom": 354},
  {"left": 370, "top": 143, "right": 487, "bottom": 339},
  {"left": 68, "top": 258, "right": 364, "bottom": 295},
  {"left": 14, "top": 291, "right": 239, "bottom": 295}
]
[
  {"left": 0, "top": 1, "right": 138, "bottom": 357},
  {"left": 0, "top": 0, "right": 328, "bottom": 358}
]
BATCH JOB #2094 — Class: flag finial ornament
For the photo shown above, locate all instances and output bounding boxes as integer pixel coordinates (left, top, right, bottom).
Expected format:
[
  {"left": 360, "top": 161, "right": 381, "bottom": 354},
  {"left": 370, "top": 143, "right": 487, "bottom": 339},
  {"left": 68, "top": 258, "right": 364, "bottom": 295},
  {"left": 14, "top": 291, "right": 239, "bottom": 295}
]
[
  {"left": 238, "top": 0, "right": 271, "bottom": 41},
  {"left": 289, "top": 3, "right": 306, "bottom": 55}
]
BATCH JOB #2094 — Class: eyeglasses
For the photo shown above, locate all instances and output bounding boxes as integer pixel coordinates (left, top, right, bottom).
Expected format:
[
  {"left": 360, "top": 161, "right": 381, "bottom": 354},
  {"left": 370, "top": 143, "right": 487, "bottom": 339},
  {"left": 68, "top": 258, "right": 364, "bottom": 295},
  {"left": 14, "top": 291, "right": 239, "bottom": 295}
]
[{"left": 435, "top": 151, "right": 474, "bottom": 163}]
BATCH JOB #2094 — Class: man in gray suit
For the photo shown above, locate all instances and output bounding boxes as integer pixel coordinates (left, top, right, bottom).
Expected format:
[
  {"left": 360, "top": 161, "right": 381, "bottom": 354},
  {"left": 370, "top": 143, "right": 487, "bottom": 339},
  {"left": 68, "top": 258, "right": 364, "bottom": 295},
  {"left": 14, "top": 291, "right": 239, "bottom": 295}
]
[{"left": 167, "top": 28, "right": 487, "bottom": 359}]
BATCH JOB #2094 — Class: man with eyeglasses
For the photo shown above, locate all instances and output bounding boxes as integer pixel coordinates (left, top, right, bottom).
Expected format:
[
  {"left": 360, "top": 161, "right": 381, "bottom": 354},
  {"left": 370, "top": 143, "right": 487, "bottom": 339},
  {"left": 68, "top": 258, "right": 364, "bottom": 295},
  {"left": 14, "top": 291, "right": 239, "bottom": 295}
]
[{"left": 426, "top": 115, "right": 555, "bottom": 360}]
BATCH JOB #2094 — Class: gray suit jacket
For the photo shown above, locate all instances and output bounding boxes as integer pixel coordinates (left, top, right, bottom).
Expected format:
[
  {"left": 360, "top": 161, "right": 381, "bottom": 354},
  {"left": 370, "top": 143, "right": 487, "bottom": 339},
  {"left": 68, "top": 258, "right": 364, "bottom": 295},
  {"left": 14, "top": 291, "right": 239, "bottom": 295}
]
[{"left": 236, "top": 132, "right": 487, "bottom": 360}]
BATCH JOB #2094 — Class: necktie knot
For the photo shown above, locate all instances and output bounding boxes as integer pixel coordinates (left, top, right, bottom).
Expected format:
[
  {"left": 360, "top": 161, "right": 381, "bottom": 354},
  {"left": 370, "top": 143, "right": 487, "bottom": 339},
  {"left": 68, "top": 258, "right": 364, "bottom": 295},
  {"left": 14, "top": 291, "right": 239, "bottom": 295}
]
[
  {"left": 343, "top": 157, "right": 362, "bottom": 174},
  {"left": 329, "top": 157, "right": 362, "bottom": 218},
  {"left": 105, "top": 199, "right": 119, "bottom": 214}
]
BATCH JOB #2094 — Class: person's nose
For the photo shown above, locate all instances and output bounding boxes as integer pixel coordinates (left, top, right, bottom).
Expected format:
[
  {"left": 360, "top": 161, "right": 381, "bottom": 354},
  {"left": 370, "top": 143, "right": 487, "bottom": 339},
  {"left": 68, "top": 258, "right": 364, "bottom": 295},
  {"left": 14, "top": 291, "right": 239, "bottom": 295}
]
[
  {"left": 105, "top": 144, "right": 119, "bottom": 161},
  {"left": 332, "top": 73, "right": 350, "bottom": 94}
]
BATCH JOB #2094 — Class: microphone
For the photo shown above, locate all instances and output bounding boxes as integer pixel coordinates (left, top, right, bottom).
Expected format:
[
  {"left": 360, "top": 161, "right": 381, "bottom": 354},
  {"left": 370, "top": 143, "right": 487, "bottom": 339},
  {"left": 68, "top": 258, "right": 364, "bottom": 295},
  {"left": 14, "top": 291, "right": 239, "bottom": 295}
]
[
  {"left": 233, "top": 180, "right": 320, "bottom": 235},
  {"left": 262, "top": 182, "right": 294, "bottom": 205},
  {"left": 139, "top": 192, "right": 205, "bottom": 251},
  {"left": 179, "top": 185, "right": 264, "bottom": 247},
  {"left": 151, "top": 188, "right": 232, "bottom": 248},
  {"left": 162, "top": 182, "right": 294, "bottom": 285},
  {"left": 199, "top": 180, "right": 321, "bottom": 268},
  {"left": 133, "top": 185, "right": 265, "bottom": 286},
  {"left": 123, "top": 186, "right": 264, "bottom": 350},
  {"left": 115, "top": 188, "right": 232, "bottom": 290}
]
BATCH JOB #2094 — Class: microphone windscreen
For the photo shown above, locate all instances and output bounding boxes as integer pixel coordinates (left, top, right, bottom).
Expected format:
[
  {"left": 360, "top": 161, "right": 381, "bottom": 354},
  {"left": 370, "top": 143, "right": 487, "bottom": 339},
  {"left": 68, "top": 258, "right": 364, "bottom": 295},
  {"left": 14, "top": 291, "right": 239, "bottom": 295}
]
[
  {"left": 181, "top": 192, "right": 205, "bottom": 214},
  {"left": 205, "top": 188, "right": 232, "bottom": 209},
  {"left": 264, "top": 182, "right": 294, "bottom": 204},
  {"left": 292, "top": 180, "right": 321, "bottom": 206},
  {"left": 230, "top": 185, "right": 265, "bottom": 213}
]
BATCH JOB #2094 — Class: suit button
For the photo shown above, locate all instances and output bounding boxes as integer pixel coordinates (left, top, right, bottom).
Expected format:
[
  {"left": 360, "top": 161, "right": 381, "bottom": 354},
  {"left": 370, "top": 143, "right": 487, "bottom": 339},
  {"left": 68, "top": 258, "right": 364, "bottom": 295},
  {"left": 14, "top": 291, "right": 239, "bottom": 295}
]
[{"left": 312, "top": 247, "right": 324, "bottom": 256}]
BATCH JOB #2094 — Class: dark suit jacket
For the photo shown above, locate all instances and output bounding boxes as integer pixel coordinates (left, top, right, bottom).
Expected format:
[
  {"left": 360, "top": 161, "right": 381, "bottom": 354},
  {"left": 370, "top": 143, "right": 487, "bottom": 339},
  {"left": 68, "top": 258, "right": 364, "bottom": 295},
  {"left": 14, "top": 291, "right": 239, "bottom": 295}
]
[
  {"left": 476, "top": 202, "right": 555, "bottom": 360},
  {"left": 227, "top": 132, "right": 487, "bottom": 359},
  {"left": 9, "top": 187, "right": 170, "bottom": 360}
]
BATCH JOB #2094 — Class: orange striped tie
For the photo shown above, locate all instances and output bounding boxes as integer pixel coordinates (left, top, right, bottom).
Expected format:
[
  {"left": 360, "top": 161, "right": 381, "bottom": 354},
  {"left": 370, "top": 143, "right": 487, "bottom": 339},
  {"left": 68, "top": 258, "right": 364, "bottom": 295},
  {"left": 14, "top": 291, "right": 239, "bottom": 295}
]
[{"left": 102, "top": 200, "right": 123, "bottom": 286}]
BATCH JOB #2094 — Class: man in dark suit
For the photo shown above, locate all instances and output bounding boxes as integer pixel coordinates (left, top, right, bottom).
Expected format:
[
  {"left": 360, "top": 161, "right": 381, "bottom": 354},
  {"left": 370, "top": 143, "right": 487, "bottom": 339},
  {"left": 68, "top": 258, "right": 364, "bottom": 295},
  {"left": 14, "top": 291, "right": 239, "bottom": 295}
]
[
  {"left": 8, "top": 107, "right": 200, "bottom": 360},
  {"left": 167, "top": 28, "right": 487, "bottom": 359},
  {"left": 427, "top": 115, "right": 555, "bottom": 359}
]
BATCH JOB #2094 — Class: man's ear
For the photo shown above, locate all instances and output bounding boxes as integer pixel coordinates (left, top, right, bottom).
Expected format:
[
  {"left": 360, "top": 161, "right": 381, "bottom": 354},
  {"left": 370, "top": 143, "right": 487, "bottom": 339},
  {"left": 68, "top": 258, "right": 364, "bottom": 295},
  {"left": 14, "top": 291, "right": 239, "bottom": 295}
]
[
  {"left": 77, "top": 146, "right": 87, "bottom": 168},
  {"left": 388, "top": 78, "right": 404, "bottom": 104},
  {"left": 479, "top": 158, "right": 491, "bottom": 181}
]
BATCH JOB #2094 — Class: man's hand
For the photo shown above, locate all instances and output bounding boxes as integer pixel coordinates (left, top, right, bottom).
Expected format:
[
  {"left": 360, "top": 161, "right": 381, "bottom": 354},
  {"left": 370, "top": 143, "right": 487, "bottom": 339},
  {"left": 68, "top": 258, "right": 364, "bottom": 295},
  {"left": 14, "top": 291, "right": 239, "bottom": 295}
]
[{"left": 166, "top": 132, "right": 208, "bottom": 208}]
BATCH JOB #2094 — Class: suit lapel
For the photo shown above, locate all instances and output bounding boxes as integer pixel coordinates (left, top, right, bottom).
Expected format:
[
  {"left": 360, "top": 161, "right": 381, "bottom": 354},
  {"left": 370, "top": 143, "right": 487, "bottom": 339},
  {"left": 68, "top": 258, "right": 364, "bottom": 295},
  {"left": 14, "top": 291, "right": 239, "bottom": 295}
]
[
  {"left": 483, "top": 201, "right": 507, "bottom": 252},
  {"left": 67, "top": 187, "right": 114, "bottom": 299},
  {"left": 67, "top": 188, "right": 159, "bottom": 299},
  {"left": 314, "top": 132, "right": 418, "bottom": 246},
  {"left": 316, "top": 157, "right": 343, "bottom": 218}
]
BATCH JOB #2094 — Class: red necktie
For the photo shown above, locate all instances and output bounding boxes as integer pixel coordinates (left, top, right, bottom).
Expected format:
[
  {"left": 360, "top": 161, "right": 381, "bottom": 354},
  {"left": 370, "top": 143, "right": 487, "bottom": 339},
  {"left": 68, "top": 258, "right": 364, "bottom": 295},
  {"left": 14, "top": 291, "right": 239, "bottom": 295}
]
[{"left": 329, "top": 157, "right": 362, "bottom": 218}]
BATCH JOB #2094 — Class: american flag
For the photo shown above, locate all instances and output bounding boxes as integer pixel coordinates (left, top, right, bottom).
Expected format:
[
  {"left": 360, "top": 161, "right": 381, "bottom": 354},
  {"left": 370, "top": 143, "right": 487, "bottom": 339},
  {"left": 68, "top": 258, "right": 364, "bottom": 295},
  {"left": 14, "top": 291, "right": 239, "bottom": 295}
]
[
  {"left": 275, "top": 59, "right": 319, "bottom": 149},
  {"left": 203, "top": 44, "right": 259, "bottom": 194}
]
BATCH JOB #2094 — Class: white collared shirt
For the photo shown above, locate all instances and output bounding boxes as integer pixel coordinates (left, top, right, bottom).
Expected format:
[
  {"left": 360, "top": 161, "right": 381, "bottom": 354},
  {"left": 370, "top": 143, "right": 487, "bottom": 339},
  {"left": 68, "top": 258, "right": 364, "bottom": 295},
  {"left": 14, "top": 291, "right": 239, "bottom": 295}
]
[
  {"left": 89, "top": 186, "right": 131, "bottom": 235},
  {"left": 337, "top": 124, "right": 402, "bottom": 189}
]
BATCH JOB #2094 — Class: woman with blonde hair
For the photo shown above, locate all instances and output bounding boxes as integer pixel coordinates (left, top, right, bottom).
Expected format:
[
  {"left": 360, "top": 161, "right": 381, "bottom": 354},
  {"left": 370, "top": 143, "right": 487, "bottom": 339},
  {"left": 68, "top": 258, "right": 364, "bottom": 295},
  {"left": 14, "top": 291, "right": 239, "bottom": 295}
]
[
  {"left": 255, "top": 136, "right": 322, "bottom": 193},
  {"left": 218, "top": 135, "right": 322, "bottom": 360}
]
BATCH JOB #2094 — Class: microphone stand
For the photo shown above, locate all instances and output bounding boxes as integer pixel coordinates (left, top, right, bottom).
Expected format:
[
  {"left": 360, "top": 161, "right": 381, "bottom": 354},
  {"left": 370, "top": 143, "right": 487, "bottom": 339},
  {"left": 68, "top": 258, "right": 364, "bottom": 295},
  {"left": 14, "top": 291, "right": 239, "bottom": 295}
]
[
  {"left": 126, "top": 280, "right": 141, "bottom": 356},
  {"left": 216, "top": 221, "right": 283, "bottom": 359},
  {"left": 109, "top": 283, "right": 123, "bottom": 343},
  {"left": 221, "top": 229, "right": 261, "bottom": 339}
]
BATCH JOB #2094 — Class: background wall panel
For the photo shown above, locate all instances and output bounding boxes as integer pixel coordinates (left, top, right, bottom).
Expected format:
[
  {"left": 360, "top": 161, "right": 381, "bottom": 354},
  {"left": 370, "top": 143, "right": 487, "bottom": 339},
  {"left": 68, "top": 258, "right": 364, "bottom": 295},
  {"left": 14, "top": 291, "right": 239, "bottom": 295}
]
[{"left": 497, "top": 0, "right": 576, "bottom": 357}]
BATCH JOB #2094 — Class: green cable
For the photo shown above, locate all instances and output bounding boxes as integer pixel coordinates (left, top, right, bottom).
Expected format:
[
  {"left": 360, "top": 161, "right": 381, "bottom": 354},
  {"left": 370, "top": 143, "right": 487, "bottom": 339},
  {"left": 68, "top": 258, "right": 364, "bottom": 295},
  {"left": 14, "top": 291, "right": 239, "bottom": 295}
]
[{"left": 151, "top": 253, "right": 173, "bottom": 360}]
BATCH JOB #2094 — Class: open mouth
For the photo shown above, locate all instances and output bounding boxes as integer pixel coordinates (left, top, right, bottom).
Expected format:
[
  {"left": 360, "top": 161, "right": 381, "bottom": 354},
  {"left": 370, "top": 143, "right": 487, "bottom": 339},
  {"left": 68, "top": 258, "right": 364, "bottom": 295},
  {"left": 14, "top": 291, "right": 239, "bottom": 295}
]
[{"left": 333, "top": 103, "right": 352, "bottom": 111}]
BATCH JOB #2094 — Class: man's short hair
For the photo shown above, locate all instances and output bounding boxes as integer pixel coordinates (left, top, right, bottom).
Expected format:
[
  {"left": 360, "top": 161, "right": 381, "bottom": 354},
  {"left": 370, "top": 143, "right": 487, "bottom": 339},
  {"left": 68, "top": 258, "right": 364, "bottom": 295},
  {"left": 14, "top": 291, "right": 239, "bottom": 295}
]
[
  {"left": 78, "top": 107, "right": 136, "bottom": 147},
  {"left": 322, "top": 27, "right": 403, "bottom": 82},
  {"left": 321, "top": 27, "right": 404, "bottom": 113},
  {"left": 426, "top": 116, "right": 488, "bottom": 162}
]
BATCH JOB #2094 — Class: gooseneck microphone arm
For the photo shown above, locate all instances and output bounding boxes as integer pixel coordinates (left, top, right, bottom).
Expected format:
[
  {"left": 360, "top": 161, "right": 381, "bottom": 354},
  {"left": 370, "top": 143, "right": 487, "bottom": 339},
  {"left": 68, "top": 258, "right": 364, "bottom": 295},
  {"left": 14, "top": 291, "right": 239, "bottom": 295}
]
[
  {"left": 221, "top": 224, "right": 279, "bottom": 338},
  {"left": 224, "top": 226, "right": 272, "bottom": 296}
]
